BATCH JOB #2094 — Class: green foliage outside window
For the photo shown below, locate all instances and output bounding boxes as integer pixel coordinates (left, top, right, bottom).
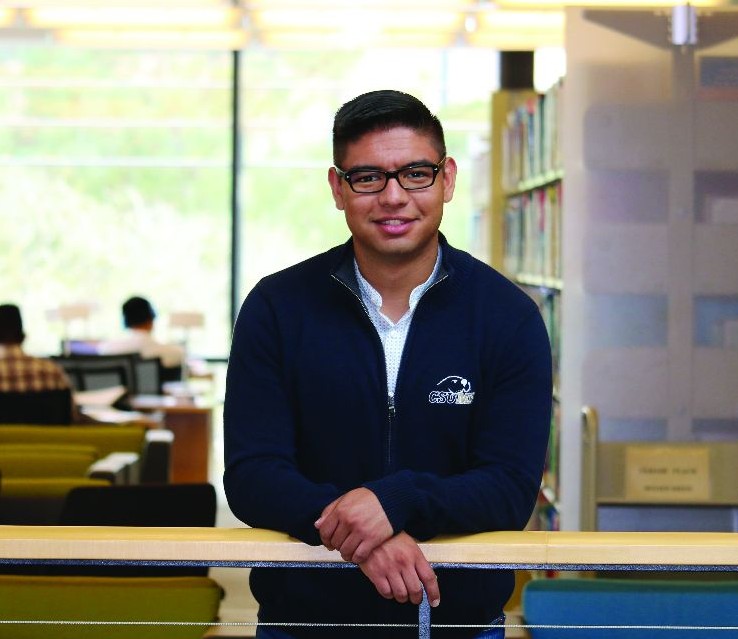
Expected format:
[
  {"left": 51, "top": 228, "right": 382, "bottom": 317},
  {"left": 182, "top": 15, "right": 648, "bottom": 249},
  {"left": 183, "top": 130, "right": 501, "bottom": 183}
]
[{"left": 0, "top": 46, "right": 495, "bottom": 359}]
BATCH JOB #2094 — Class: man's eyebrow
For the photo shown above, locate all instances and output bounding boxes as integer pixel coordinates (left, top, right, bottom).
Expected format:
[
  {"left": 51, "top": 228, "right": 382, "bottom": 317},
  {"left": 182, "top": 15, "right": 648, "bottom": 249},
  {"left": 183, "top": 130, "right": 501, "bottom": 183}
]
[
  {"left": 343, "top": 163, "right": 383, "bottom": 173},
  {"left": 344, "top": 159, "right": 434, "bottom": 173}
]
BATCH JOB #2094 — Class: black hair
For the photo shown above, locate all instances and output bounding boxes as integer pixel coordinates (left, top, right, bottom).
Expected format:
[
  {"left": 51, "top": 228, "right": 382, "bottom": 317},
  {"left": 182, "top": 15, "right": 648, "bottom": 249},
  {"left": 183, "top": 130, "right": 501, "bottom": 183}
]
[
  {"left": 0, "top": 303, "right": 24, "bottom": 344},
  {"left": 332, "top": 90, "right": 446, "bottom": 167},
  {"left": 122, "top": 296, "right": 156, "bottom": 328}
]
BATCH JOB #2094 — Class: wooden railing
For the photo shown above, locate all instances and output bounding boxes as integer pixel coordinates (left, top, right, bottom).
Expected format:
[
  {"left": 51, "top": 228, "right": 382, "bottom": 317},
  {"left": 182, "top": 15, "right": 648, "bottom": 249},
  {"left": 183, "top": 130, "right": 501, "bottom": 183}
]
[
  {"left": 3, "top": 527, "right": 738, "bottom": 637},
  {"left": 5, "top": 526, "right": 738, "bottom": 569}
]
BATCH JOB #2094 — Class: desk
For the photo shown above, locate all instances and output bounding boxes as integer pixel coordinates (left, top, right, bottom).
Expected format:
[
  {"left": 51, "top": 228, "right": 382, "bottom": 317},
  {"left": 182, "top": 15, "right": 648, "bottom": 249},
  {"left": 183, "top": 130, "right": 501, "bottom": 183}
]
[
  {"left": 130, "top": 395, "right": 215, "bottom": 484},
  {"left": 80, "top": 406, "right": 160, "bottom": 427}
]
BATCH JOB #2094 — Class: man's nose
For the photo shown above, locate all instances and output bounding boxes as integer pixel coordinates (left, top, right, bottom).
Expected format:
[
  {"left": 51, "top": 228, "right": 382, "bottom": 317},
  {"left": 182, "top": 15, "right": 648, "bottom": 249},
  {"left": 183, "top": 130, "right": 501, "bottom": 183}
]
[{"left": 379, "top": 175, "right": 409, "bottom": 203}]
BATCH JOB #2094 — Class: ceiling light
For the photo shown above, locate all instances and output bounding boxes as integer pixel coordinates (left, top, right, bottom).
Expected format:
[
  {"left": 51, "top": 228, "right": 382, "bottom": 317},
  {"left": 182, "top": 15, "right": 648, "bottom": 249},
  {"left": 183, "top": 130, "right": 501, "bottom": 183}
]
[
  {"left": 258, "top": 29, "right": 455, "bottom": 49},
  {"left": 252, "top": 5, "right": 462, "bottom": 30},
  {"left": 27, "top": 6, "right": 241, "bottom": 29},
  {"left": 469, "top": 10, "right": 564, "bottom": 48},
  {"left": 57, "top": 27, "right": 247, "bottom": 50},
  {"left": 0, "top": 9, "right": 15, "bottom": 27}
]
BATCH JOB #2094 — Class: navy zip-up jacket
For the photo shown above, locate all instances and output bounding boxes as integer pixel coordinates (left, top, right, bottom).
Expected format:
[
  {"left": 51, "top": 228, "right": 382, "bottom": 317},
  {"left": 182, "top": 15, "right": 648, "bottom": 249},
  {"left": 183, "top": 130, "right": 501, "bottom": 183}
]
[{"left": 224, "top": 235, "right": 552, "bottom": 638}]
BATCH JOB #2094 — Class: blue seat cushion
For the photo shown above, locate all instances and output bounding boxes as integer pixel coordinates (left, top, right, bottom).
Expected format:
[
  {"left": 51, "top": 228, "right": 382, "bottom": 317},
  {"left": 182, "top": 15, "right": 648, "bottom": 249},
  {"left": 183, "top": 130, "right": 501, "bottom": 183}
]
[{"left": 523, "top": 578, "right": 738, "bottom": 639}]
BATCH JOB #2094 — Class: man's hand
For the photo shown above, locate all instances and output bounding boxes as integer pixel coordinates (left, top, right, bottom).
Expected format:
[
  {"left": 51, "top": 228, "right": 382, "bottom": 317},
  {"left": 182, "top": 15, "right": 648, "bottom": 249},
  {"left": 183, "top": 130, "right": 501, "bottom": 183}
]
[
  {"left": 358, "top": 532, "right": 440, "bottom": 608},
  {"left": 314, "top": 487, "right": 393, "bottom": 563}
]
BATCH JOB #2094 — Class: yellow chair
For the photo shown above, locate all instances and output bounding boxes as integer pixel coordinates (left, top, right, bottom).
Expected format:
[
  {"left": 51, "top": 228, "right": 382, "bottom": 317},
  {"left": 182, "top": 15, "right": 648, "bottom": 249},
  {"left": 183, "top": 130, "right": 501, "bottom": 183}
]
[
  {"left": 0, "top": 574, "right": 223, "bottom": 639},
  {"left": 0, "top": 424, "right": 172, "bottom": 484},
  {"left": 0, "top": 441, "right": 117, "bottom": 525},
  {"left": 0, "top": 445, "right": 100, "bottom": 478}
]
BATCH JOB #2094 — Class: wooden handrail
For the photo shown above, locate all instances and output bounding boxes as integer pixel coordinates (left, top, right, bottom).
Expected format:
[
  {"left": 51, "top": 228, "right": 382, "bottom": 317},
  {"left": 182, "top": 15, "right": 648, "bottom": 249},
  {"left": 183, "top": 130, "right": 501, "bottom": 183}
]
[{"left": 2, "top": 527, "right": 738, "bottom": 570}]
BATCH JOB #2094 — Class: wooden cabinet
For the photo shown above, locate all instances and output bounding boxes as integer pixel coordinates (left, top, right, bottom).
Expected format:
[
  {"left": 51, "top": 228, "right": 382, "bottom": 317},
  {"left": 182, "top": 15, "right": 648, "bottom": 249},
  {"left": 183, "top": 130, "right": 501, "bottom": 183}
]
[{"left": 130, "top": 395, "right": 214, "bottom": 484}]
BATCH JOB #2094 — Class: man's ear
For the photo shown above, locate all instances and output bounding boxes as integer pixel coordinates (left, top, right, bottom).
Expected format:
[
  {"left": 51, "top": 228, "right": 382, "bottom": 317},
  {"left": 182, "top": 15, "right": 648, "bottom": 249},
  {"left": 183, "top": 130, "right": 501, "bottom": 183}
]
[
  {"left": 328, "top": 167, "right": 345, "bottom": 211},
  {"left": 442, "top": 157, "right": 457, "bottom": 204}
]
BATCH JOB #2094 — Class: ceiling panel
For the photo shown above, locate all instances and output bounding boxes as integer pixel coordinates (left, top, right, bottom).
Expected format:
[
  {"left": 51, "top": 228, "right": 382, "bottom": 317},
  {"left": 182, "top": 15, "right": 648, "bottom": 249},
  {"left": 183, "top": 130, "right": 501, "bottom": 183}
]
[{"left": 0, "top": 1, "right": 730, "bottom": 50}]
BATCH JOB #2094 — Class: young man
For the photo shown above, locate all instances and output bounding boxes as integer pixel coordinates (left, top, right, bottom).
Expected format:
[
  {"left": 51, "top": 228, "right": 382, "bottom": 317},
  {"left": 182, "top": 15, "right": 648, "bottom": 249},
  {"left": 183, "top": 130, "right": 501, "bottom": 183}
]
[{"left": 224, "top": 90, "right": 553, "bottom": 638}]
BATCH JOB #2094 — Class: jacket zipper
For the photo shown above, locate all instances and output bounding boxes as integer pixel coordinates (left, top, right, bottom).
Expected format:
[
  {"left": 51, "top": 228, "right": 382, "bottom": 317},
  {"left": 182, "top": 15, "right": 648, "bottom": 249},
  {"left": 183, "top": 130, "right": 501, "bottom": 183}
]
[
  {"left": 332, "top": 271, "right": 449, "bottom": 473},
  {"left": 387, "top": 392, "right": 396, "bottom": 471},
  {"left": 331, "top": 274, "right": 392, "bottom": 470},
  {"left": 387, "top": 273, "right": 448, "bottom": 470}
]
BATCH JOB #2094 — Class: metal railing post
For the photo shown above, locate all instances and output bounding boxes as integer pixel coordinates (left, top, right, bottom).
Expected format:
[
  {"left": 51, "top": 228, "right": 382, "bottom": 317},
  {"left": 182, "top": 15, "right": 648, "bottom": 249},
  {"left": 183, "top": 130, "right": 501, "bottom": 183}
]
[{"left": 419, "top": 589, "right": 431, "bottom": 638}]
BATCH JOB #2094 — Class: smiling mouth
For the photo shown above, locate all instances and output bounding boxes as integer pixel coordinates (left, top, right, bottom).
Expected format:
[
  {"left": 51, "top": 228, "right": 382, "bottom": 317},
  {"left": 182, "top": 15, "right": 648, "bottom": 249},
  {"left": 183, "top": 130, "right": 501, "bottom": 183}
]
[{"left": 374, "top": 218, "right": 416, "bottom": 237}]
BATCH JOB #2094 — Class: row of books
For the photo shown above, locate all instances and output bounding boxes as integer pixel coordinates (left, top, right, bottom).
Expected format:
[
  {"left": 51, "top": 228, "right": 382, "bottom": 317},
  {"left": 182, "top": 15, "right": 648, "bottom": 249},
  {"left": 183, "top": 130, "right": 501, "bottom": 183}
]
[
  {"left": 503, "top": 182, "right": 562, "bottom": 280},
  {"left": 543, "top": 293, "right": 561, "bottom": 387},
  {"left": 524, "top": 287, "right": 561, "bottom": 382},
  {"left": 500, "top": 80, "right": 563, "bottom": 192}
]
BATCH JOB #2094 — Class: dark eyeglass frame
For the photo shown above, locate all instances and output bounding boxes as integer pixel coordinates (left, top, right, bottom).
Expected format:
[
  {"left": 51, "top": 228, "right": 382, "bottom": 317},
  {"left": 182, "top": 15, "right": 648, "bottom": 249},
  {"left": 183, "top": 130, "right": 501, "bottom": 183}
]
[{"left": 334, "top": 156, "right": 447, "bottom": 194}]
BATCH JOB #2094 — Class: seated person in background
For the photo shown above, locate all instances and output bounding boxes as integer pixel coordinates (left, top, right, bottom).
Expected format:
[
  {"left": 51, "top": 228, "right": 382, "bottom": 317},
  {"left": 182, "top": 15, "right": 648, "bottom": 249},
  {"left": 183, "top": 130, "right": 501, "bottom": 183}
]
[
  {"left": 98, "top": 296, "right": 185, "bottom": 370},
  {"left": 0, "top": 303, "right": 79, "bottom": 421}
]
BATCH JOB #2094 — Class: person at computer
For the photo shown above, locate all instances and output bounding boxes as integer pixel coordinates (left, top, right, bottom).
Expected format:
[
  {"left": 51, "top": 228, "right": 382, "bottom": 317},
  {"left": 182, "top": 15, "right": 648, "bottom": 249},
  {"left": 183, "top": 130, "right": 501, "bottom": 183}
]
[
  {"left": 0, "top": 302, "right": 80, "bottom": 422},
  {"left": 97, "top": 296, "right": 185, "bottom": 371}
]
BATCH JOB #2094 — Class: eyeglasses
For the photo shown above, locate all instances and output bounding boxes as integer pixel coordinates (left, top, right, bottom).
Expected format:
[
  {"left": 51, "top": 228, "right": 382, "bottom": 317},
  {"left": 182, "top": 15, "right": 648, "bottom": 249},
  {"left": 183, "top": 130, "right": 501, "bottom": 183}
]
[{"left": 335, "top": 157, "right": 447, "bottom": 194}]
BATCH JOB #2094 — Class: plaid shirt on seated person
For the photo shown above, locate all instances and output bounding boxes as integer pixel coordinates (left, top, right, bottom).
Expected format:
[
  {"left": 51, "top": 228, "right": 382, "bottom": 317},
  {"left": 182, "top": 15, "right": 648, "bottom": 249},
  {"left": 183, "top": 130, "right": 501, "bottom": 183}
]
[{"left": 0, "top": 344, "right": 72, "bottom": 393}]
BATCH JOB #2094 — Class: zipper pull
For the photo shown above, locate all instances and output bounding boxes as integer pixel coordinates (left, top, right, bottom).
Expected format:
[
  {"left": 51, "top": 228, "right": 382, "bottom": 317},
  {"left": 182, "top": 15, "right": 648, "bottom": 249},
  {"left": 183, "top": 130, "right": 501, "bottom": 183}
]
[{"left": 388, "top": 393, "right": 396, "bottom": 417}]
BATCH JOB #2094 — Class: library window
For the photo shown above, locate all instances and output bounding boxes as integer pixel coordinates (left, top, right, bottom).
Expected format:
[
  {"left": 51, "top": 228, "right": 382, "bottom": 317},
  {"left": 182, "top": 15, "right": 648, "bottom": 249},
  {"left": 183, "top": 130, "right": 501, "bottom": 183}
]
[{"left": 1, "top": 46, "right": 498, "bottom": 360}]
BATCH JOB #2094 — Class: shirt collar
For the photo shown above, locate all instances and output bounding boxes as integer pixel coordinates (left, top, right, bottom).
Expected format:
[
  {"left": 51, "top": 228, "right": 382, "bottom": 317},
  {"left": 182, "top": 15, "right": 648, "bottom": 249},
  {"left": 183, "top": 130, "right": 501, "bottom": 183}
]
[{"left": 354, "top": 246, "right": 443, "bottom": 314}]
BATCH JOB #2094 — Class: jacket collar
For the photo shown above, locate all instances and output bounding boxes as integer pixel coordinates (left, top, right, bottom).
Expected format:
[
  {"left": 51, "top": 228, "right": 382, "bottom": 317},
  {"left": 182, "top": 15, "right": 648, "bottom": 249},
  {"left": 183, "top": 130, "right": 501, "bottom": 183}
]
[{"left": 331, "top": 233, "right": 452, "bottom": 297}]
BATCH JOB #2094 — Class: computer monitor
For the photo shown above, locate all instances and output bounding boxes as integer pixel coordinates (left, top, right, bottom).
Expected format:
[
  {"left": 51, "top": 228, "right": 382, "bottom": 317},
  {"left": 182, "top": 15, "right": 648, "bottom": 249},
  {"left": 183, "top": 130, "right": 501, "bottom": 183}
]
[{"left": 61, "top": 339, "right": 101, "bottom": 356}]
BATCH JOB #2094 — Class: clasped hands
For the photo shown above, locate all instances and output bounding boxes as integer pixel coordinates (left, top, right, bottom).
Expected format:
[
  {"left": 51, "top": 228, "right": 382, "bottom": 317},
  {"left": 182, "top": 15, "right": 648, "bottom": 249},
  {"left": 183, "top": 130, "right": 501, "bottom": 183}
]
[{"left": 314, "top": 487, "right": 440, "bottom": 608}]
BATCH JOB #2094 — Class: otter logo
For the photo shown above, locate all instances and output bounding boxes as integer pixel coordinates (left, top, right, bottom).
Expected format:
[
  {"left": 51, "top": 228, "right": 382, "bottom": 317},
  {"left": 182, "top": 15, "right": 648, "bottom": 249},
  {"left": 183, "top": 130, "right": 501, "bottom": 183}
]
[{"left": 428, "top": 375, "right": 475, "bottom": 405}]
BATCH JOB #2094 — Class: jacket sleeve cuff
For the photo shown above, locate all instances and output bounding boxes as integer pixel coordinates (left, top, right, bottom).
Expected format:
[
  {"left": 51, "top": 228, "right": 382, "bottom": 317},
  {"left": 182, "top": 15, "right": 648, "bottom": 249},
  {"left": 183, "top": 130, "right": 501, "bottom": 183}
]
[{"left": 363, "top": 472, "right": 418, "bottom": 535}]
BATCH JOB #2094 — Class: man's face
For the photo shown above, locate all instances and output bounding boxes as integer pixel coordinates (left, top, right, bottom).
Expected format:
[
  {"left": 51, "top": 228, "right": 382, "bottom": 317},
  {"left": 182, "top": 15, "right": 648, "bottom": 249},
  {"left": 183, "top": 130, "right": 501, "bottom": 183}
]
[{"left": 328, "top": 127, "right": 456, "bottom": 266}]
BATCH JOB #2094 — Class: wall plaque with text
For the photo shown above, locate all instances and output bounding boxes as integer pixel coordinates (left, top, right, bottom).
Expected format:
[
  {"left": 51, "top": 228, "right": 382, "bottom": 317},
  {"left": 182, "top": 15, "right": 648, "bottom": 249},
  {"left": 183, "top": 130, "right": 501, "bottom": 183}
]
[{"left": 625, "top": 446, "right": 710, "bottom": 502}]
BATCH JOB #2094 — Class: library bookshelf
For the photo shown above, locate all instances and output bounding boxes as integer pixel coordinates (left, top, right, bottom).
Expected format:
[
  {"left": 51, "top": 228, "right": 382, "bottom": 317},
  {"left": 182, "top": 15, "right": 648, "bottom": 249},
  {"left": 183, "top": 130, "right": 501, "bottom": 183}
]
[
  {"left": 492, "top": 7, "right": 738, "bottom": 537},
  {"left": 490, "top": 9, "right": 738, "bottom": 629},
  {"left": 491, "top": 81, "right": 564, "bottom": 536},
  {"left": 490, "top": 82, "right": 565, "bottom": 630}
]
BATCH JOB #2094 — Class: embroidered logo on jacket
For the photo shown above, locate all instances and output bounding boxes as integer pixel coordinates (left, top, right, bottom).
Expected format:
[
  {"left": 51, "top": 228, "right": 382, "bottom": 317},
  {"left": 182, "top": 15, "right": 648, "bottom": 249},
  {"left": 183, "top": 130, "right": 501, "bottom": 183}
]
[{"left": 428, "top": 375, "right": 475, "bottom": 405}]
